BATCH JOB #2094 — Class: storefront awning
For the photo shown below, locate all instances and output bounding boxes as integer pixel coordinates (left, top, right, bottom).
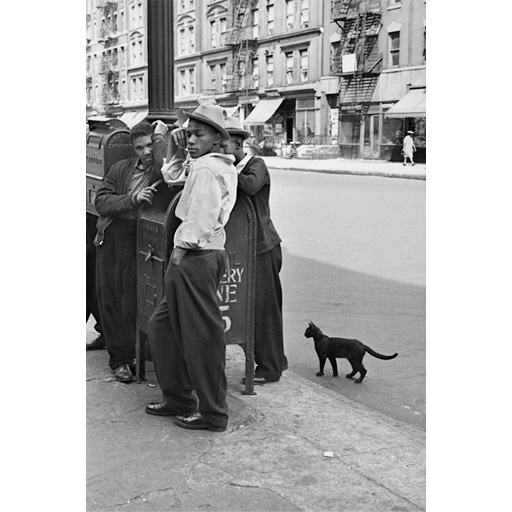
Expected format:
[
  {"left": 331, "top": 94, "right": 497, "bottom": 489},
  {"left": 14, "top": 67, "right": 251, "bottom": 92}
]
[
  {"left": 385, "top": 88, "right": 426, "bottom": 118},
  {"left": 244, "top": 98, "right": 283, "bottom": 125},
  {"left": 222, "top": 106, "right": 240, "bottom": 117},
  {"left": 119, "top": 110, "right": 149, "bottom": 128}
]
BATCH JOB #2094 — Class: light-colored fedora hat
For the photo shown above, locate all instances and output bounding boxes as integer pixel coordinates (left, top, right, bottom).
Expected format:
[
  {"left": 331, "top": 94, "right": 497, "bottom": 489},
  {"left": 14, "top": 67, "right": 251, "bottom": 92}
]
[
  {"left": 407, "top": 130, "right": 414, "bottom": 134},
  {"left": 225, "top": 116, "right": 252, "bottom": 140},
  {"left": 184, "top": 104, "right": 229, "bottom": 140}
]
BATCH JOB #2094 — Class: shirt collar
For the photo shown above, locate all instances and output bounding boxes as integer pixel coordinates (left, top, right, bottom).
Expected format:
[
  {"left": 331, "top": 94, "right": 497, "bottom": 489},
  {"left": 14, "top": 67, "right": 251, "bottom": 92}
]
[{"left": 235, "top": 154, "right": 251, "bottom": 173}]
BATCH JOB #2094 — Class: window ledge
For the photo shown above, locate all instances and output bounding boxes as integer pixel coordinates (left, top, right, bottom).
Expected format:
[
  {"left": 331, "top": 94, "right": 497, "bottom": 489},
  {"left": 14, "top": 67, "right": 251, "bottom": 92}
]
[{"left": 387, "top": 5, "right": 402, "bottom": 11}]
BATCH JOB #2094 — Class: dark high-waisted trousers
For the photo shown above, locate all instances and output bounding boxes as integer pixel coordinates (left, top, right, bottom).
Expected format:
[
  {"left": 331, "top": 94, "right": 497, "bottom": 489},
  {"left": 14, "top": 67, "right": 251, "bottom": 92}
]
[
  {"left": 149, "top": 249, "right": 229, "bottom": 429},
  {"left": 254, "top": 244, "right": 287, "bottom": 381},
  {"left": 96, "top": 218, "right": 137, "bottom": 370}
]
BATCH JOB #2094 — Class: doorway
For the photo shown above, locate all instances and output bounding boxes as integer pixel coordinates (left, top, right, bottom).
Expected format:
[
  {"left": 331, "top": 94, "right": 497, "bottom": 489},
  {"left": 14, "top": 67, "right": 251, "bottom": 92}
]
[{"left": 361, "top": 114, "right": 380, "bottom": 159}]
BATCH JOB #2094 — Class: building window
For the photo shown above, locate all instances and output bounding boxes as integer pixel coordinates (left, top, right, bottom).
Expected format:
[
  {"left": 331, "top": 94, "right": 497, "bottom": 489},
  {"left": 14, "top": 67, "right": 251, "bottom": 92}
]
[
  {"left": 179, "top": 28, "right": 186, "bottom": 54},
  {"left": 208, "top": 62, "right": 227, "bottom": 93},
  {"left": 120, "top": 11, "right": 125, "bottom": 31},
  {"left": 189, "top": 26, "right": 195, "bottom": 52},
  {"left": 139, "top": 76, "right": 144, "bottom": 99},
  {"left": 252, "top": 58, "right": 259, "bottom": 88},
  {"left": 266, "top": 55, "right": 274, "bottom": 86},
  {"left": 389, "top": 32, "right": 400, "bottom": 67},
  {"left": 286, "top": 53, "right": 293, "bottom": 84},
  {"left": 300, "top": 49, "right": 308, "bottom": 82},
  {"left": 178, "top": 19, "right": 195, "bottom": 55},
  {"left": 220, "top": 63, "right": 227, "bottom": 92},
  {"left": 267, "top": 4, "right": 274, "bottom": 36},
  {"left": 252, "top": 9, "right": 259, "bottom": 38},
  {"left": 220, "top": 17, "right": 227, "bottom": 46},
  {"left": 286, "top": 0, "right": 294, "bottom": 30},
  {"left": 208, "top": 11, "right": 227, "bottom": 49},
  {"left": 210, "top": 20, "right": 216, "bottom": 48},
  {"left": 137, "top": 1, "right": 143, "bottom": 26},
  {"left": 296, "top": 98, "right": 315, "bottom": 143},
  {"left": 389, "top": 0, "right": 402, "bottom": 4},
  {"left": 131, "top": 5, "right": 136, "bottom": 27},
  {"left": 301, "top": 0, "right": 309, "bottom": 28},
  {"left": 178, "top": 68, "right": 196, "bottom": 96}
]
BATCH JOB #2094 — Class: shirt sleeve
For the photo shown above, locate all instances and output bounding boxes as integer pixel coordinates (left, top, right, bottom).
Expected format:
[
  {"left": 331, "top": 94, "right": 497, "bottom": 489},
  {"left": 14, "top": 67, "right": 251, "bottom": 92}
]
[
  {"left": 95, "top": 163, "right": 138, "bottom": 217},
  {"left": 237, "top": 158, "right": 269, "bottom": 196},
  {"left": 174, "top": 167, "right": 222, "bottom": 249}
]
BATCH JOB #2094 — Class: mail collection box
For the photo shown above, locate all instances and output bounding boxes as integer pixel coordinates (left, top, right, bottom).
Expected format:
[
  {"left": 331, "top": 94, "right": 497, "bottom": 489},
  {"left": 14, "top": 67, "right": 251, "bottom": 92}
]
[
  {"left": 135, "top": 191, "right": 256, "bottom": 394},
  {"left": 86, "top": 116, "right": 136, "bottom": 216}
]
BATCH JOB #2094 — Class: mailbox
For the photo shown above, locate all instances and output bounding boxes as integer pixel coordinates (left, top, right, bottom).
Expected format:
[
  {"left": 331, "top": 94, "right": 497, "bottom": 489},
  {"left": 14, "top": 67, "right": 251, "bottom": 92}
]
[
  {"left": 135, "top": 190, "right": 256, "bottom": 395},
  {"left": 86, "top": 116, "right": 136, "bottom": 216}
]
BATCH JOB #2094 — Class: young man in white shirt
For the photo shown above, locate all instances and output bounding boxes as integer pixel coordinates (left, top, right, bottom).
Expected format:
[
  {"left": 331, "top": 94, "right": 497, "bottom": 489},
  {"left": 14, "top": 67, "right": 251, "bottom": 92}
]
[{"left": 146, "top": 104, "right": 237, "bottom": 432}]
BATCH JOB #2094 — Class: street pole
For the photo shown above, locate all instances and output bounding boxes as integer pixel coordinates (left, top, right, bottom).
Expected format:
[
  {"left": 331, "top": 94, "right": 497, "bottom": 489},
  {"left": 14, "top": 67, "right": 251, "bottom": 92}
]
[{"left": 146, "top": 0, "right": 176, "bottom": 124}]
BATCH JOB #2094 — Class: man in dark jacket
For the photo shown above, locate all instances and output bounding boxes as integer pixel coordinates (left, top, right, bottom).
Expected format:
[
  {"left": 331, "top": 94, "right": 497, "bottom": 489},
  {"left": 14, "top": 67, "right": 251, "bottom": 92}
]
[
  {"left": 94, "top": 120, "right": 167, "bottom": 382},
  {"left": 221, "top": 117, "right": 288, "bottom": 384}
]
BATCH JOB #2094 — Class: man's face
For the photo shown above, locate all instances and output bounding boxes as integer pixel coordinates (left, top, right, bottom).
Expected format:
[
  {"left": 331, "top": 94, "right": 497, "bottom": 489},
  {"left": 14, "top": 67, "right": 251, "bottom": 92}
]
[
  {"left": 220, "top": 137, "right": 237, "bottom": 156},
  {"left": 186, "top": 119, "right": 220, "bottom": 158},
  {"left": 133, "top": 135, "right": 154, "bottom": 166}
]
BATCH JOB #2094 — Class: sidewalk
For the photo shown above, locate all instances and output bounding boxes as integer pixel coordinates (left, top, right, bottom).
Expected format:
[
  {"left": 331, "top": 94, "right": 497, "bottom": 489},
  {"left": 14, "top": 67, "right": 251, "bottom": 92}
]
[
  {"left": 261, "top": 156, "right": 426, "bottom": 180},
  {"left": 87, "top": 324, "right": 426, "bottom": 511}
]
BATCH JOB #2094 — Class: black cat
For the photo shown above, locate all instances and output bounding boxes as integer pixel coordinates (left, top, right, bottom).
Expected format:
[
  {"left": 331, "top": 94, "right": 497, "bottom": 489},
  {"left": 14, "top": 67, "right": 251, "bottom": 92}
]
[{"left": 304, "top": 321, "right": 398, "bottom": 383}]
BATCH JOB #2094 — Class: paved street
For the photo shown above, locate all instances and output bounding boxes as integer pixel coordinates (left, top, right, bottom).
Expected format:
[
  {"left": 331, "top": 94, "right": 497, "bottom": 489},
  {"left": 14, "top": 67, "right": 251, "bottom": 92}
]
[
  {"left": 268, "top": 170, "right": 426, "bottom": 430},
  {"left": 85, "top": 165, "right": 426, "bottom": 511}
]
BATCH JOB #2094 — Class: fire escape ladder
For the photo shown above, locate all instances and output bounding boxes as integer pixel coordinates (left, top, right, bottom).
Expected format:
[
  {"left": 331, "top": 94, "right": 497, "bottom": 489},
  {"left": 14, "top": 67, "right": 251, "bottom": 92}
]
[{"left": 229, "top": 0, "right": 256, "bottom": 92}]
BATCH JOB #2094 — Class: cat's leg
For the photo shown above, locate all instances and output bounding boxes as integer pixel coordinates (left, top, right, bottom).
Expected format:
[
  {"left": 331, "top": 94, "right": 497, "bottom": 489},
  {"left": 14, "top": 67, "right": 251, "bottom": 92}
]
[
  {"left": 354, "top": 364, "right": 367, "bottom": 383},
  {"left": 346, "top": 360, "right": 358, "bottom": 379},
  {"left": 316, "top": 357, "right": 326, "bottom": 376},
  {"left": 329, "top": 357, "right": 338, "bottom": 377}
]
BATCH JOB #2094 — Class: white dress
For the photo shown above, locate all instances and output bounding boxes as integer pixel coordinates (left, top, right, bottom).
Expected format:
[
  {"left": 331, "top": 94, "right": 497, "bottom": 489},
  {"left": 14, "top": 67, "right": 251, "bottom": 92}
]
[{"left": 403, "top": 135, "right": 415, "bottom": 158}]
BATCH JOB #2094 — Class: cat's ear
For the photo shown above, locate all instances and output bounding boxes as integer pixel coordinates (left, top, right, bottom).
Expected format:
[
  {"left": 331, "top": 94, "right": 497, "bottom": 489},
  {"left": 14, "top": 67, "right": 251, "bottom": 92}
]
[{"left": 309, "top": 321, "right": 313, "bottom": 327}]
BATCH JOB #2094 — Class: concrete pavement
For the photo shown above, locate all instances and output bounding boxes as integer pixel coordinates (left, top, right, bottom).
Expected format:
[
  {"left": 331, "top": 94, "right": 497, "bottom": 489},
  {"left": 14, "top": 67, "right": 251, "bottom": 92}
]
[
  {"left": 87, "top": 322, "right": 425, "bottom": 511},
  {"left": 260, "top": 156, "right": 426, "bottom": 180}
]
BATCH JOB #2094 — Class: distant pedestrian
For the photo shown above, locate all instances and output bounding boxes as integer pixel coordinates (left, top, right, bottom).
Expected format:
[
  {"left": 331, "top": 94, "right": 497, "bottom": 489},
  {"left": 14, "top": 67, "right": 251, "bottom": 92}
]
[{"left": 402, "top": 130, "right": 416, "bottom": 166}]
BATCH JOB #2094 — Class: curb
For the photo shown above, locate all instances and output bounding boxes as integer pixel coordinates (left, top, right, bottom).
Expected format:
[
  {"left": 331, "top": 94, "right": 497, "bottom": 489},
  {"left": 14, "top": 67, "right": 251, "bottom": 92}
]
[{"left": 266, "top": 165, "right": 426, "bottom": 180}]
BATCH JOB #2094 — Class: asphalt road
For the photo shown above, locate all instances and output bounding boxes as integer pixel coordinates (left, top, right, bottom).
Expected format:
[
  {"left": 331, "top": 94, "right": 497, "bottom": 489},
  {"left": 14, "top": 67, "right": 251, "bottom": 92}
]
[{"left": 269, "top": 170, "right": 426, "bottom": 430}]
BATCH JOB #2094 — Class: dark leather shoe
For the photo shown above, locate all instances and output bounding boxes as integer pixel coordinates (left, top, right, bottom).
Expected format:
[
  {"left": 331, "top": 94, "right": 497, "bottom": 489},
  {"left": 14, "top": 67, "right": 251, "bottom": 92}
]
[
  {"left": 114, "top": 364, "right": 133, "bottom": 383},
  {"left": 86, "top": 334, "right": 106, "bottom": 351},
  {"left": 174, "top": 411, "right": 226, "bottom": 432},
  {"left": 241, "top": 375, "right": 276, "bottom": 385},
  {"left": 145, "top": 402, "right": 196, "bottom": 417}
]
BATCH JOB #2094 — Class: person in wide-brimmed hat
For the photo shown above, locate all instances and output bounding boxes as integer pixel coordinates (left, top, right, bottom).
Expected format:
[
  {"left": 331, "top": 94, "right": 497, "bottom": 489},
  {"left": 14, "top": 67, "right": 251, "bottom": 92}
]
[
  {"left": 221, "top": 116, "right": 288, "bottom": 385},
  {"left": 147, "top": 103, "right": 238, "bottom": 432},
  {"left": 402, "top": 129, "right": 417, "bottom": 166}
]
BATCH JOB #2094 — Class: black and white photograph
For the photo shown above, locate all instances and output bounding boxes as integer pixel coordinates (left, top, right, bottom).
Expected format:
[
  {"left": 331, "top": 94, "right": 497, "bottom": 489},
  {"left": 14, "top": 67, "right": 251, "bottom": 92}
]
[
  {"left": 86, "top": 1, "right": 427, "bottom": 510},
  {"left": 8, "top": 1, "right": 511, "bottom": 511}
]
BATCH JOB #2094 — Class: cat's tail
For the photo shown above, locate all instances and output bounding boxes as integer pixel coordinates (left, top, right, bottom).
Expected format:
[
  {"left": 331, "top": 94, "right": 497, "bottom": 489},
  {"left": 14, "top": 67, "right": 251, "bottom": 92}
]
[{"left": 364, "top": 345, "right": 398, "bottom": 360}]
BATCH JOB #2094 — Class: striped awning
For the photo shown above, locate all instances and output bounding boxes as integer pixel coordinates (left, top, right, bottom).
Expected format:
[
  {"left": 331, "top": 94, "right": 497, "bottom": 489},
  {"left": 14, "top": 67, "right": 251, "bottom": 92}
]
[{"left": 385, "top": 88, "right": 426, "bottom": 118}]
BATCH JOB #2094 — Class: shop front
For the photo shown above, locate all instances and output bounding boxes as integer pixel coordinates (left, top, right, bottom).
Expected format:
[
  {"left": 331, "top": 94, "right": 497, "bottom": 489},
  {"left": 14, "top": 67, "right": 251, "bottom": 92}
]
[
  {"left": 383, "top": 87, "right": 426, "bottom": 162},
  {"left": 243, "top": 94, "right": 339, "bottom": 159},
  {"left": 337, "top": 88, "right": 426, "bottom": 162}
]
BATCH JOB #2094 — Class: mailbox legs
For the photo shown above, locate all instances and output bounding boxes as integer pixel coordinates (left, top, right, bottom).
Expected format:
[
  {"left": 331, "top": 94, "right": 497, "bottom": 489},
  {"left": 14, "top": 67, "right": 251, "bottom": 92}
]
[{"left": 134, "top": 326, "right": 145, "bottom": 384}]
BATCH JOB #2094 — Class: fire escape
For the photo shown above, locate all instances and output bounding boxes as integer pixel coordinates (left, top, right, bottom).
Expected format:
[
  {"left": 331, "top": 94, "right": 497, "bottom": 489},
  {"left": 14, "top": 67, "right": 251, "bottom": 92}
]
[
  {"left": 97, "top": 1, "right": 120, "bottom": 111},
  {"left": 331, "top": 0, "right": 382, "bottom": 116},
  {"left": 228, "top": 0, "right": 258, "bottom": 93}
]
